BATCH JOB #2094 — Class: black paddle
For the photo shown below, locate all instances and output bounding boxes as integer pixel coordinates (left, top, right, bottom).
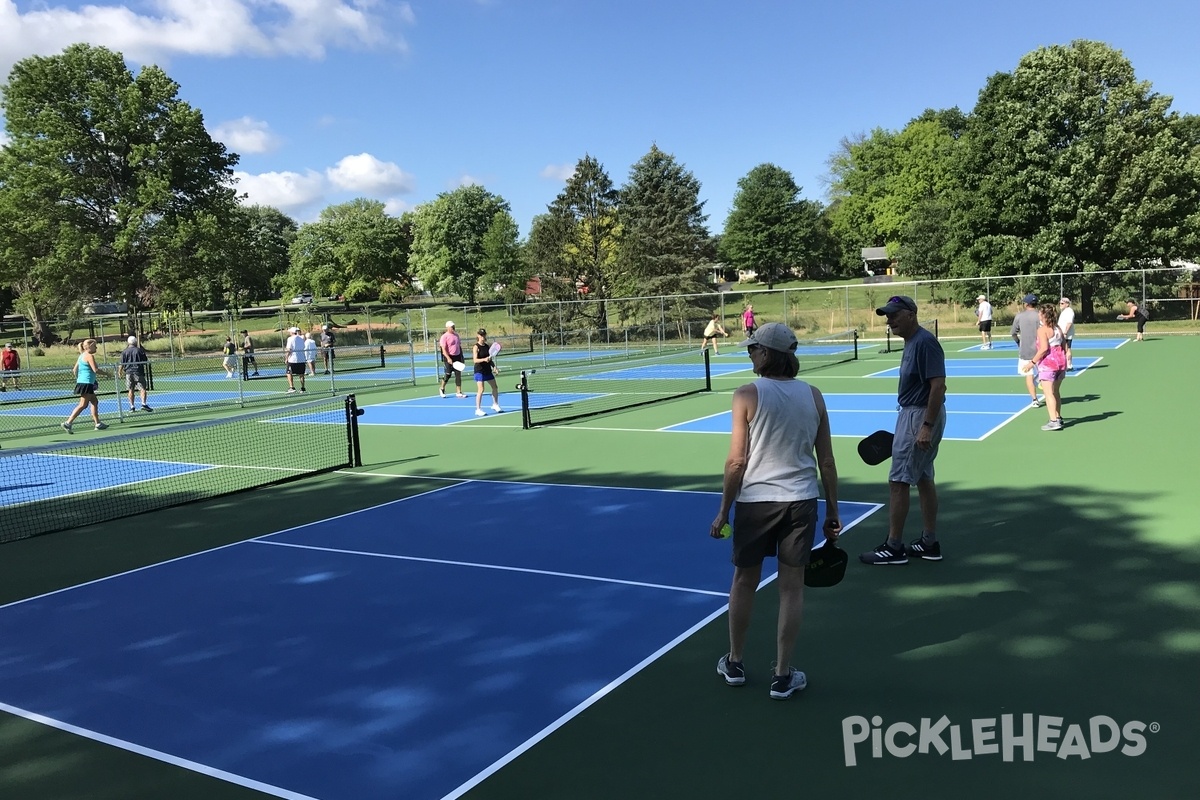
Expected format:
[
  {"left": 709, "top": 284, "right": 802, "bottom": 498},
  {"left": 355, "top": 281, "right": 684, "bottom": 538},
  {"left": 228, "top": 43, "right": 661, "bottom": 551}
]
[
  {"left": 857, "top": 429, "right": 895, "bottom": 466},
  {"left": 805, "top": 541, "right": 848, "bottom": 588}
]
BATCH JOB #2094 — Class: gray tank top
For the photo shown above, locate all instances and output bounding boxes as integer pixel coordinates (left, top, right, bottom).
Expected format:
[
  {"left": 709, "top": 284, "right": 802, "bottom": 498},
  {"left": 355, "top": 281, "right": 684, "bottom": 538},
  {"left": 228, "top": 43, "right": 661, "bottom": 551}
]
[{"left": 739, "top": 377, "right": 820, "bottom": 502}]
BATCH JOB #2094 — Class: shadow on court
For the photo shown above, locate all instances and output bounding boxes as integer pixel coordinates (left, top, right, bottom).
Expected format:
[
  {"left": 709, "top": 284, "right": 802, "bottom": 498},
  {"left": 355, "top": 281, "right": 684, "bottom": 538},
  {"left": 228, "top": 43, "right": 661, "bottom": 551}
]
[{"left": 469, "top": 480, "right": 1200, "bottom": 800}]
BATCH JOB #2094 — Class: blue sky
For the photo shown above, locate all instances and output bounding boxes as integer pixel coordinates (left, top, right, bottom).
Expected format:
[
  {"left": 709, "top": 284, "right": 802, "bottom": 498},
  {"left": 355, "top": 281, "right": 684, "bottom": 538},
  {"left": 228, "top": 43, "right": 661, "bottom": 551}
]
[{"left": 1, "top": 0, "right": 1197, "bottom": 233}]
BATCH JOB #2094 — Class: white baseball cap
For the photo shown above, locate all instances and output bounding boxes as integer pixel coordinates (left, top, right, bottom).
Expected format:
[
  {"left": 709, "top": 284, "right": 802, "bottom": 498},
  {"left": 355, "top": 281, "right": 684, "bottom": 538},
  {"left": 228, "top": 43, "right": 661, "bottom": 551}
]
[
  {"left": 445, "top": 321, "right": 456, "bottom": 328},
  {"left": 289, "top": 326, "right": 300, "bottom": 333},
  {"left": 976, "top": 294, "right": 987, "bottom": 301}
]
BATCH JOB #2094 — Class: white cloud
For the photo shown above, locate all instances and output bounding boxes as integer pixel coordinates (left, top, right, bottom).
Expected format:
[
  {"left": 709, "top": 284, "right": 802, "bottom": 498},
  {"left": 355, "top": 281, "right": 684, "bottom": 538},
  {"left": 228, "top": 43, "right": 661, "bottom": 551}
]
[
  {"left": 540, "top": 163, "right": 576, "bottom": 181},
  {"left": 326, "top": 153, "right": 415, "bottom": 194},
  {"left": 211, "top": 116, "right": 281, "bottom": 155},
  {"left": 234, "top": 153, "right": 416, "bottom": 219},
  {"left": 234, "top": 169, "right": 326, "bottom": 213},
  {"left": 454, "top": 174, "right": 483, "bottom": 188},
  {"left": 0, "top": 0, "right": 414, "bottom": 75},
  {"left": 383, "top": 198, "right": 412, "bottom": 216}
]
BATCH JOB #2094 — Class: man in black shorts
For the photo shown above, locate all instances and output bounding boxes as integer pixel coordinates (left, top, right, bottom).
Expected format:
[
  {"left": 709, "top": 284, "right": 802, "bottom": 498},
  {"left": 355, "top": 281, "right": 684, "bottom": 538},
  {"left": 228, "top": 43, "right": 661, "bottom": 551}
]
[
  {"left": 320, "top": 324, "right": 335, "bottom": 374},
  {"left": 119, "top": 335, "right": 153, "bottom": 412},
  {"left": 241, "top": 330, "right": 259, "bottom": 377}
]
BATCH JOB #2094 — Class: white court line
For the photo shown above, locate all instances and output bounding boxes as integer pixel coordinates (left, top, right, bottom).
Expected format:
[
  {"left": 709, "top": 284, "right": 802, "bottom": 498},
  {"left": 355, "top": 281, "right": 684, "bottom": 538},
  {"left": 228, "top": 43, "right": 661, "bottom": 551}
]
[
  {"left": 0, "top": 701, "right": 321, "bottom": 800},
  {"left": 252, "top": 540, "right": 728, "bottom": 597}
]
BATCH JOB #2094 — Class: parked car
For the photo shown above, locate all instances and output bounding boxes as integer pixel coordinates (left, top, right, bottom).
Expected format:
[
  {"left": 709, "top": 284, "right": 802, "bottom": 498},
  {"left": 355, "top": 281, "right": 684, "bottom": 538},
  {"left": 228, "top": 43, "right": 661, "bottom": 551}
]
[{"left": 291, "top": 293, "right": 313, "bottom": 304}]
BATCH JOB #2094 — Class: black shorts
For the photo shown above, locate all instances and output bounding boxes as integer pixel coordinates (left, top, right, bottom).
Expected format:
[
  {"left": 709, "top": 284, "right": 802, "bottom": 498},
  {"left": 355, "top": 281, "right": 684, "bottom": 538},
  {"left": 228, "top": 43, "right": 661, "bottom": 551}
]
[
  {"left": 288, "top": 362, "right": 306, "bottom": 376},
  {"left": 73, "top": 382, "right": 98, "bottom": 396},
  {"left": 443, "top": 354, "right": 464, "bottom": 380},
  {"left": 730, "top": 499, "right": 818, "bottom": 568},
  {"left": 978, "top": 320, "right": 993, "bottom": 332}
]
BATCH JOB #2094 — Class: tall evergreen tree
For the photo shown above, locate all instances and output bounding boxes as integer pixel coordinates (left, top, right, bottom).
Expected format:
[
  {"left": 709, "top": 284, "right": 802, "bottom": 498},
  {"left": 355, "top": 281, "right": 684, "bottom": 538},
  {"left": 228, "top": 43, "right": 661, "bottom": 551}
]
[
  {"left": 618, "top": 145, "right": 712, "bottom": 297},
  {"left": 549, "top": 155, "right": 620, "bottom": 330}
]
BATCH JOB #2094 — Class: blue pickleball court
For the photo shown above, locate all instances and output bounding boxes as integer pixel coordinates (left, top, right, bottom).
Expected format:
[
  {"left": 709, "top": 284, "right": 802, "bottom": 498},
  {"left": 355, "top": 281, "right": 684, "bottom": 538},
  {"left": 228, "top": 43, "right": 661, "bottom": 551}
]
[
  {"left": 0, "top": 481, "right": 880, "bottom": 800},
  {"left": 956, "top": 337, "right": 1128, "bottom": 352},
  {"left": 664, "top": 393, "right": 1035, "bottom": 440},
  {"left": 1, "top": 451, "right": 214, "bottom": 507},
  {"left": 355, "top": 392, "right": 612, "bottom": 426},
  {"left": 868, "top": 357, "right": 1101, "bottom": 379},
  {"left": 0, "top": 391, "right": 278, "bottom": 419}
]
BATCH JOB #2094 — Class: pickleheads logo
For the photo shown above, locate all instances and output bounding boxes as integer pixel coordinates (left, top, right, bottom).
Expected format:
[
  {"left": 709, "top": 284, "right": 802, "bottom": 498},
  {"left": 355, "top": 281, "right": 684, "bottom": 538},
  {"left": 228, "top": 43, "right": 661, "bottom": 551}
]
[{"left": 841, "top": 714, "right": 1158, "bottom": 767}]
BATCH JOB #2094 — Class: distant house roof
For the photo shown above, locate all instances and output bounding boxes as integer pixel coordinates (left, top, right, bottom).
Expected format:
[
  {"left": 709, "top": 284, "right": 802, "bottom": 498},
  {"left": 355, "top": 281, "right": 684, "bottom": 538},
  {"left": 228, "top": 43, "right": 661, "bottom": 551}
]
[{"left": 861, "top": 247, "right": 889, "bottom": 262}]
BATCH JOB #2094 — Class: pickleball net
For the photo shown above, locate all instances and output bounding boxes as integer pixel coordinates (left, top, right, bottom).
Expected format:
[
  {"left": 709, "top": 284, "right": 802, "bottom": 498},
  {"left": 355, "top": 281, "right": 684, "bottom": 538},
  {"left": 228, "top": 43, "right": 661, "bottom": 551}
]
[
  {"left": 519, "top": 348, "right": 711, "bottom": 428},
  {"left": 796, "top": 330, "right": 859, "bottom": 372},
  {"left": 0, "top": 394, "right": 363, "bottom": 544},
  {"left": 883, "top": 319, "right": 938, "bottom": 353}
]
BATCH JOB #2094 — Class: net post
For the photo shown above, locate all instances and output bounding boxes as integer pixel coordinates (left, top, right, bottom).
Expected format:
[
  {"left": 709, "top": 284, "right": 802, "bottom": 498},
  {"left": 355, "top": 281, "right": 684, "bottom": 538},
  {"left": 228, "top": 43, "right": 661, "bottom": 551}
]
[
  {"left": 853, "top": 330, "right": 859, "bottom": 360},
  {"left": 345, "top": 393, "right": 363, "bottom": 467},
  {"left": 519, "top": 370, "right": 532, "bottom": 430},
  {"left": 377, "top": 344, "right": 385, "bottom": 368},
  {"left": 704, "top": 348, "right": 711, "bottom": 392}
]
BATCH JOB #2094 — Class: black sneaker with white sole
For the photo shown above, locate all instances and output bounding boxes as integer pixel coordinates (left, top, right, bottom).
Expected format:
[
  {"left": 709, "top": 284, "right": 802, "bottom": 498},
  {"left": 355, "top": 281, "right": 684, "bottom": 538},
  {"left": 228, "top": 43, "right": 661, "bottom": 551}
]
[
  {"left": 769, "top": 667, "right": 807, "bottom": 700},
  {"left": 717, "top": 654, "right": 746, "bottom": 686},
  {"left": 905, "top": 538, "right": 943, "bottom": 561},
  {"left": 859, "top": 541, "right": 908, "bottom": 565}
]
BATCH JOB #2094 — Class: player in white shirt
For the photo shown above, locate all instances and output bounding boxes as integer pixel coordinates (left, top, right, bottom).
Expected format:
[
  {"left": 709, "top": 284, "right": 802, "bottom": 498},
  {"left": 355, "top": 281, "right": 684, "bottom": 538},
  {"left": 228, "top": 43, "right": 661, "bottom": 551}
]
[
  {"left": 1057, "top": 297, "right": 1076, "bottom": 370},
  {"left": 975, "top": 294, "right": 994, "bottom": 349}
]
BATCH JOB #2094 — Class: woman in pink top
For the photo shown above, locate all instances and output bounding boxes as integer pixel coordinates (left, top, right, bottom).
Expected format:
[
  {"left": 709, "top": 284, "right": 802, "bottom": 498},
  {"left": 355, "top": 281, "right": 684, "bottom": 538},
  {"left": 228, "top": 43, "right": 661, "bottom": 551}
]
[{"left": 742, "top": 304, "right": 756, "bottom": 336}]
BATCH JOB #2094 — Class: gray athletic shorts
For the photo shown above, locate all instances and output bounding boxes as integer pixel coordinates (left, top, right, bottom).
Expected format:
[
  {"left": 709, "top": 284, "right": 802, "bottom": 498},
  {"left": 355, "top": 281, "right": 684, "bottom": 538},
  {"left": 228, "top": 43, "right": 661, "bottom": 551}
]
[
  {"left": 730, "top": 498, "right": 817, "bottom": 568},
  {"left": 889, "top": 406, "right": 946, "bottom": 485}
]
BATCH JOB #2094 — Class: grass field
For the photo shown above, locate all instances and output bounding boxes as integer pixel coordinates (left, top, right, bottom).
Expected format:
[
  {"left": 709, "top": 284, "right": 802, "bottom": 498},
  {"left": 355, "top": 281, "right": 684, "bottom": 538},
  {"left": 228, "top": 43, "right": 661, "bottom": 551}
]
[{"left": 0, "top": 330, "right": 1197, "bottom": 800}]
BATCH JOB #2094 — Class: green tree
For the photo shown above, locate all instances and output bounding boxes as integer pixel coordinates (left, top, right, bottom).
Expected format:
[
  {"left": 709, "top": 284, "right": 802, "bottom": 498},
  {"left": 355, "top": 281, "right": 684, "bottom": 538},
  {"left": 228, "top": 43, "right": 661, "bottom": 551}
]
[
  {"left": 480, "top": 210, "right": 528, "bottom": 306},
  {"left": 951, "top": 40, "right": 1200, "bottom": 316},
  {"left": 284, "top": 198, "right": 410, "bottom": 302},
  {"left": 410, "top": 185, "right": 510, "bottom": 304},
  {"left": 554, "top": 155, "right": 621, "bottom": 330},
  {"left": 518, "top": 211, "right": 577, "bottom": 335},
  {"left": 720, "top": 163, "right": 810, "bottom": 288},
  {"left": 825, "top": 111, "right": 962, "bottom": 275},
  {"left": 617, "top": 144, "right": 712, "bottom": 305},
  {"left": 0, "top": 43, "right": 239, "bottom": 334}
]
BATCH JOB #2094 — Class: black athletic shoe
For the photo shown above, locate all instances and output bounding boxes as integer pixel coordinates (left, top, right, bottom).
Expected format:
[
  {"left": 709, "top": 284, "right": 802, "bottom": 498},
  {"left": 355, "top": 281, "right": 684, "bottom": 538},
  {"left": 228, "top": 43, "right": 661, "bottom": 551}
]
[
  {"left": 717, "top": 654, "right": 746, "bottom": 686},
  {"left": 905, "top": 538, "right": 943, "bottom": 561},
  {"left": 860, "top": 541, "right": 908, "bottom": 565},
  {"left": 769, "top": 667, "right": 807, "bottom": 700}
]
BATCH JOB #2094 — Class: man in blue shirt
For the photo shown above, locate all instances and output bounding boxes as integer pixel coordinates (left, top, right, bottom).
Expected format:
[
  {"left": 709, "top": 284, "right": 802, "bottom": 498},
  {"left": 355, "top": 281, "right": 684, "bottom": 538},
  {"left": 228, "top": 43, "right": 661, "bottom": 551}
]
[
  {"left": 861, "top": 296, "right": 947, "bottom": 565},
  {"left": 119, "top": 335, "right": 153, "bottom": 413}
]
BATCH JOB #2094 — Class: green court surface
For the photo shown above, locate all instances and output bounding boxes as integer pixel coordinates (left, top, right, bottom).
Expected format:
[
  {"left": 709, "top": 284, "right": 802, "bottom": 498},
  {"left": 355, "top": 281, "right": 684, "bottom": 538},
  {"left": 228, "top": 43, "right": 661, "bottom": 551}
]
[{"left": 1, "top": 333, "right": 1197, "bottom": 800}]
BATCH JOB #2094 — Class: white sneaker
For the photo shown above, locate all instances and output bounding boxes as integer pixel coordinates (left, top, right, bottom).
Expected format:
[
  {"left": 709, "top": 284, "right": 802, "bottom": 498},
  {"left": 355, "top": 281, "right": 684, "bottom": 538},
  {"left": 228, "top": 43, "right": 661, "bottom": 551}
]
[
  {"left": 769, "top": 667, "right": 808, "bottom": 700},
  {"left": 491, "top": 403, "right": 502, "bottom": 412},
  {"left": 439, "top": 389, "right": 446, "bottom": 398},
  {"left": 474, "top": 408, "right": 486, "bottom": 417},
  {"left": 286, "top": 388, "right": 296, "bottom": 394},
  {"left": 94, "top": 422, "right": 108, "bottom": 431}
]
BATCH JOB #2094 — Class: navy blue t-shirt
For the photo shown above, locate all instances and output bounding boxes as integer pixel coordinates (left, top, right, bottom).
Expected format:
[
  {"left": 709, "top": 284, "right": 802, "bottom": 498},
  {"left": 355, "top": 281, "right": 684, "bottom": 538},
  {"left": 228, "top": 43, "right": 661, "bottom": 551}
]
[{"left": 896, "top": 327, "right": 946, "bottom": 408}]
